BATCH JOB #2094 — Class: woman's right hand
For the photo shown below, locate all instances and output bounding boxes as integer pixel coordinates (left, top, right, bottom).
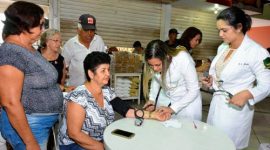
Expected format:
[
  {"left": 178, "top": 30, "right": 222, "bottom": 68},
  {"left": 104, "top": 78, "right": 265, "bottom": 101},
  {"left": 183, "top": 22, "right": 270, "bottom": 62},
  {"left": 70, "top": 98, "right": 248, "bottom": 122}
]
[
  {"left": 201, "top": 75, "right": 213, "bottom": 88},
  {"left": 95, "top": 142, "right": 104, "bottom": 150},
  {"left": 143, "top": 101, "right": 155, "bottom": 111},
  {"left": 151, "top": 111, "right": 171, "bottom": 121}
]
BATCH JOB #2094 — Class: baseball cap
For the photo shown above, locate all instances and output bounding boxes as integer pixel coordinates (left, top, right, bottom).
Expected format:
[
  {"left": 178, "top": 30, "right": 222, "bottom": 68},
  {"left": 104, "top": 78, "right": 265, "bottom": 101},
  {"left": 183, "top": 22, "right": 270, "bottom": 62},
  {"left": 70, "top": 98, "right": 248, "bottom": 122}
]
[
  {"left": 169, "top": 28, "right": 179, "bottom": 34},
  {"left": 78, "top": 14, "right": 96, "bottom": 30}
]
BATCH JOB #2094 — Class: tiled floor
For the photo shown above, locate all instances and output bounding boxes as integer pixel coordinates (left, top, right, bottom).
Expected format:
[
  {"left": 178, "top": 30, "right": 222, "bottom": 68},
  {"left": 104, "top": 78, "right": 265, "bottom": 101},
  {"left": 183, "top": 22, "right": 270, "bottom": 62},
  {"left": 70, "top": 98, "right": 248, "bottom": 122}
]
[
  {"left": 201, "top": 91, "right": 270, "bottom": 150},
  {"left": 120, "top": 91, "right": 270, "bottom": 150}
]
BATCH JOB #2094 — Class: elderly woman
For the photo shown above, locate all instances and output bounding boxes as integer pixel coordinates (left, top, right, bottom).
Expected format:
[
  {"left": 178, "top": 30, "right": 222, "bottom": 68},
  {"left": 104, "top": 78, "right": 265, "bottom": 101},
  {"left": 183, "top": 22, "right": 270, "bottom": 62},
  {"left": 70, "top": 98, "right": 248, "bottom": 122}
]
[
  {"left": 0, "top": 1, "right": 63, "bottom": 150},
  {"left": 59, "top": 52, "right": 170, "bottom": 150},
  {"left": 39, "top": 29, "right": 75, "bottom": 92}
]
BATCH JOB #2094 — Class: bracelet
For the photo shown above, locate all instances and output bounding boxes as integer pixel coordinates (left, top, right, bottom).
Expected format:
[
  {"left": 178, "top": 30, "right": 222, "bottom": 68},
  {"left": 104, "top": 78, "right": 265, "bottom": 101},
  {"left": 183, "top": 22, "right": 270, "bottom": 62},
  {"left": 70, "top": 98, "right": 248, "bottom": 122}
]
[
  {"left": 134, "top": 109, "right": 144, "bottom": 126},
  {"left": 134, "top": 109, "right": 144, "bottom": 118},
  {"left": 149, "top": 111, "right": 153, "bottom": 119}
]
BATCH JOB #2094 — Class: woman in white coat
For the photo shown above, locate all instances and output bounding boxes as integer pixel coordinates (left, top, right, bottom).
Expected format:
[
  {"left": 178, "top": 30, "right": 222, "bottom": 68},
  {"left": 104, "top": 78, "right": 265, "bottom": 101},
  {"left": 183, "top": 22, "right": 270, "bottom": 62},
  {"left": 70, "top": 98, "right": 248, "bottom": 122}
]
[
  {"left": 202, "top": 6, "right": 270, "bottom": 149},
  {"left": 143, "top": 39, "right": 202, "bottom": 121}
]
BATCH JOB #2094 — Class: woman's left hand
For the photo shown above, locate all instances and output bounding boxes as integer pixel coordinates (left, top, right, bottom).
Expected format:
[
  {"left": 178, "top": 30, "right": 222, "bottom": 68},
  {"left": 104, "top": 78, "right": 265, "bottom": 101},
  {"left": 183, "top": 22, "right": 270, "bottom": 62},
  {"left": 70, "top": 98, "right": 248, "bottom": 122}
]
[
  {"left": 228, "top": 90, "right": 253, "bottom": 107},
  {"left": 156, "top": 106, "right": 174, "bottom": 114}
]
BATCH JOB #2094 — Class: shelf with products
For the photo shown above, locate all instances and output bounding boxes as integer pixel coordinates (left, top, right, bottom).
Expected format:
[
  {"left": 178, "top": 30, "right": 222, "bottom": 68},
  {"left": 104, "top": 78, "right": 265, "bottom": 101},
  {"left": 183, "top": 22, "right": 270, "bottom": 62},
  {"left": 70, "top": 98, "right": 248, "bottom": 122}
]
[{"left": 111, "top": 73, "right": 141, "bottom": 105}]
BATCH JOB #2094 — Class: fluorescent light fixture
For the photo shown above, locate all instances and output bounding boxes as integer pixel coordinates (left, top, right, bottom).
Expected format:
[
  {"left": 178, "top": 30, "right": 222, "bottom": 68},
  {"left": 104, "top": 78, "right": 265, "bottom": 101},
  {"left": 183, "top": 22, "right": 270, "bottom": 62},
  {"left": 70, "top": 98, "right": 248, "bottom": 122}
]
[{"left": 214, "top": 3, "right": 219, "bottom": 14}]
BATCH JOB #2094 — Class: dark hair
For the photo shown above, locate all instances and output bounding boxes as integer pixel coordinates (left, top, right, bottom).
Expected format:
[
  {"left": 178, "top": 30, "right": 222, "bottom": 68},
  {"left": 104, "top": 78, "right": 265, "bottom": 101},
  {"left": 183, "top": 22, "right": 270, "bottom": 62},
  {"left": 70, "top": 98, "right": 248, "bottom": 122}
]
[
  {"left": 267, "top": 48, "right": 270, "bottom": 54},
  {"left": 108, "top": 46, "right": 118, "bottom": 54},
  {"left": 83, "top": 52, "right": 111, "bottom": 81},
  {"left": 168, "top": 28, "right": 178, "bottom": 35},
  {"left": 178, "top": 27, "right": 202, "bottom": 50},
  {"left": 133, "top": 41, "right": 142, "bottom": 48},
  {"left": 144, "top": 40, "right": 171, "bottom": 87},
  {"left": 143, "top": 40, "right": 185, "bottom": 98},
  {"left": 217, "top": 6, "right": 252, "bottom": 34},
  {"left": 145, "top": 40, "right": 168, "bottom": 62},
  {"left": 2, "top": 1, "right": 44, "bottom": 37}
]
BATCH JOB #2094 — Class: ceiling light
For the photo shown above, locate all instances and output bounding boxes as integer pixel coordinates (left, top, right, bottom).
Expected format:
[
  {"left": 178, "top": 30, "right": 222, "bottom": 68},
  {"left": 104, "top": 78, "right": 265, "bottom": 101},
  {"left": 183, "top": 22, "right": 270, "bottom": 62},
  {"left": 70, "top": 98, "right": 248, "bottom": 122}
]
[{"left": 214, "top": 3, "right": 220, "bottom": 14}]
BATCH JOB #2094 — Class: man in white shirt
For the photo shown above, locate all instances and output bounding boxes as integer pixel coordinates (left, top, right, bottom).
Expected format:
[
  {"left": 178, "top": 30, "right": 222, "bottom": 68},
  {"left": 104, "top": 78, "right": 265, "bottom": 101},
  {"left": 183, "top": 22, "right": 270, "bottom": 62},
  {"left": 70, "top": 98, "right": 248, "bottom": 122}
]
[{"left": 62, "top": 14, "right": 106, "bottom": 86}]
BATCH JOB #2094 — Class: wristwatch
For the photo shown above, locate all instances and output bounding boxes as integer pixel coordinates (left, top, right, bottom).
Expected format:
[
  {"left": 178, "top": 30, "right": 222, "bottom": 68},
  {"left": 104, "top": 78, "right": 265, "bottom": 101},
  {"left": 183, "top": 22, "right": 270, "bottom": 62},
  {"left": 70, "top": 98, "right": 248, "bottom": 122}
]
[{"left": 134, "top": 109, "right": 144, "bottom": 126}]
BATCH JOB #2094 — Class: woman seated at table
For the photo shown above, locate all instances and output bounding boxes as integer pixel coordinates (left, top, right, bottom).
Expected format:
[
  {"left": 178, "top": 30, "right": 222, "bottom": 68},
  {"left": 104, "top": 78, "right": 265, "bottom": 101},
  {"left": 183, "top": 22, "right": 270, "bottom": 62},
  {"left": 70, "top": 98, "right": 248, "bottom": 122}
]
[{"left": 58, "top": 52, "right": 170, "bottom": 150}]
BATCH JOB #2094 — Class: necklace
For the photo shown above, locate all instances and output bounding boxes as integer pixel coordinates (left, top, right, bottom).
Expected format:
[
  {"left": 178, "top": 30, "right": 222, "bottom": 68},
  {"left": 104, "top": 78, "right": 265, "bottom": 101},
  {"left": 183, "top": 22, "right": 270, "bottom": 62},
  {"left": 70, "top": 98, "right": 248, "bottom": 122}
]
[{"left": 41, "top": 48, "right": 59, "bottom": 62}]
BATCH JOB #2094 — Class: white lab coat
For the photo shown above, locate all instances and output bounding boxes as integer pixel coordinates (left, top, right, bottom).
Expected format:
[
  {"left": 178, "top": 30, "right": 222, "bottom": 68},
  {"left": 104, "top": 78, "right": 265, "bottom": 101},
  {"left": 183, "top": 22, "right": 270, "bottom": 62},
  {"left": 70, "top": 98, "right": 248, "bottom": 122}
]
[
  {"left": 207, "top": 35, "right": 270, "bottom": 149},
  {"left": 149, "top": 50, "right": 202, "bottom": 121}
]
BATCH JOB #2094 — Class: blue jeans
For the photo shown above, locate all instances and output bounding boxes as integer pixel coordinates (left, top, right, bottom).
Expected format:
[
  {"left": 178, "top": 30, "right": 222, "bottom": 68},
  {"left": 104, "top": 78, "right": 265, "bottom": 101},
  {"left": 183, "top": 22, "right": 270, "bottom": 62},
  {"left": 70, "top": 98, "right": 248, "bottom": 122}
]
[
  {"left": 60, "top": 143, "right": 85, "bottom": 150},
  {"left": 0, "top": 108, "right": 59, "bottom": 150}
]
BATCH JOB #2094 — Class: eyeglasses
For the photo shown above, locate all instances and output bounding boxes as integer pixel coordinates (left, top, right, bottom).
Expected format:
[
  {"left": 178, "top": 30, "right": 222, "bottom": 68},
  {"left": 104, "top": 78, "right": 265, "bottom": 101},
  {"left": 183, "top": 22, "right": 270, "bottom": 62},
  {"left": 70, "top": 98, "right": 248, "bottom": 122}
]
[
  {"left": 49, "top": 39, "right": 62, "bottom": 43},
  {"left": 40, "top": 22, "right": 45, "bottom": 30}
]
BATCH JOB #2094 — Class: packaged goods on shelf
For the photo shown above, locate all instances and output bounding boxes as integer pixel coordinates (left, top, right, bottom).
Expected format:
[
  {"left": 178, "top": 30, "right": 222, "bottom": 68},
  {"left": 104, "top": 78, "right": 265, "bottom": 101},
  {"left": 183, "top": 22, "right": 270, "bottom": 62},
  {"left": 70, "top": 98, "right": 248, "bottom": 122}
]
[
  {"left": 114, "top": 76, "right": 139, "bottom": 98},
  {"left": 111, "top": 51, "right": 143, "bottom": 73}
]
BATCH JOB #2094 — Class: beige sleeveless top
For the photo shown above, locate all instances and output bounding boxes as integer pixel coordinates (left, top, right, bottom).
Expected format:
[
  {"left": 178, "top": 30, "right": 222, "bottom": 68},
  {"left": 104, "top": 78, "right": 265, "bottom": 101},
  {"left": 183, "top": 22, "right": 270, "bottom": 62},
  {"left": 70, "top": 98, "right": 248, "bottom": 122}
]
[{"left": 215, "top": 48, "right": 236, "bottom": 87}]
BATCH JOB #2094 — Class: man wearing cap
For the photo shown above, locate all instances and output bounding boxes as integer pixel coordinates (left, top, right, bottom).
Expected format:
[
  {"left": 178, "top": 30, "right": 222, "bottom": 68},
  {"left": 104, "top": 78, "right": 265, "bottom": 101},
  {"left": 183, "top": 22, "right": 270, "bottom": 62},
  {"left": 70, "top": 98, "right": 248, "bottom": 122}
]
[
  {"left": 62, "top": 14, "right": 106, "bottom": 87},
  {"left": 165, "top": 28, "right": 180, "bottom": 48}
]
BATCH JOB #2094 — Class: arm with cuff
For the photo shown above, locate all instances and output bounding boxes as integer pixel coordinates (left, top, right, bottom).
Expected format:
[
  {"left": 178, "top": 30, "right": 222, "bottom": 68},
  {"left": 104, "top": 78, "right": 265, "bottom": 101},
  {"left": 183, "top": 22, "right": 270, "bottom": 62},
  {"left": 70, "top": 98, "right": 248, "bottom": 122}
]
[{"left": 110, "top": 97, "right": 170, "bottom": 121}]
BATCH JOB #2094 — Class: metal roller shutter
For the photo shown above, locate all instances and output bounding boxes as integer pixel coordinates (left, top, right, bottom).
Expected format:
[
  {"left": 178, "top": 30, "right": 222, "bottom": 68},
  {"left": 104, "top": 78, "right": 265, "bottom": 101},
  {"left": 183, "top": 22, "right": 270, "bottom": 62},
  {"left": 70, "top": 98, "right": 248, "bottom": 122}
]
[
  {"left": 60, "top": 0, "right": 162, "bottom": 49},
  {"left": 171, "top": 7, "right": 222, "bottom": 60},
  {"left": 13, "top": 0, "right": 49, "bottom": 6}
]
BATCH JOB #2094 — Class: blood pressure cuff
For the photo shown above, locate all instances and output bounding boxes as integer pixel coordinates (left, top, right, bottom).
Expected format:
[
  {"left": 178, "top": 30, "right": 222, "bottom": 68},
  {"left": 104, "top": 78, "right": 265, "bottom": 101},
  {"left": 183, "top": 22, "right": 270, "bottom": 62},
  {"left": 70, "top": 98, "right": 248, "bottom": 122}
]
[{"left": 110, "top": 97, "right": 132, "bottom": 117}]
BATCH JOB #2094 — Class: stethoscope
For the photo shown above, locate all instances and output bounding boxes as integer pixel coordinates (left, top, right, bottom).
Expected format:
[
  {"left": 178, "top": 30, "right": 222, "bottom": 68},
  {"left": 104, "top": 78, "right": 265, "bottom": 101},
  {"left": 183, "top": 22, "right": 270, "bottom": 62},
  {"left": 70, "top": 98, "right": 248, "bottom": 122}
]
[
  {"left": 213, "top": 80, "right": 233, "bottom": 100},
  {"left": 134, "top": 87, "right": 162, "bottom": 126},
  {"left": 134, "top": 86, "right": 173, "bottom": 126}
]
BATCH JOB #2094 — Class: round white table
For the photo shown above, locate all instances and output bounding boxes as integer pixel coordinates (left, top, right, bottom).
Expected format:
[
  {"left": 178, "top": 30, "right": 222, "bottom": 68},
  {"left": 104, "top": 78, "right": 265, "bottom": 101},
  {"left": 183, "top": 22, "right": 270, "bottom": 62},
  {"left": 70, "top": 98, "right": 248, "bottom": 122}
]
[{"left": 104, "top": 118, "right": 235, "bottom": 150}]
